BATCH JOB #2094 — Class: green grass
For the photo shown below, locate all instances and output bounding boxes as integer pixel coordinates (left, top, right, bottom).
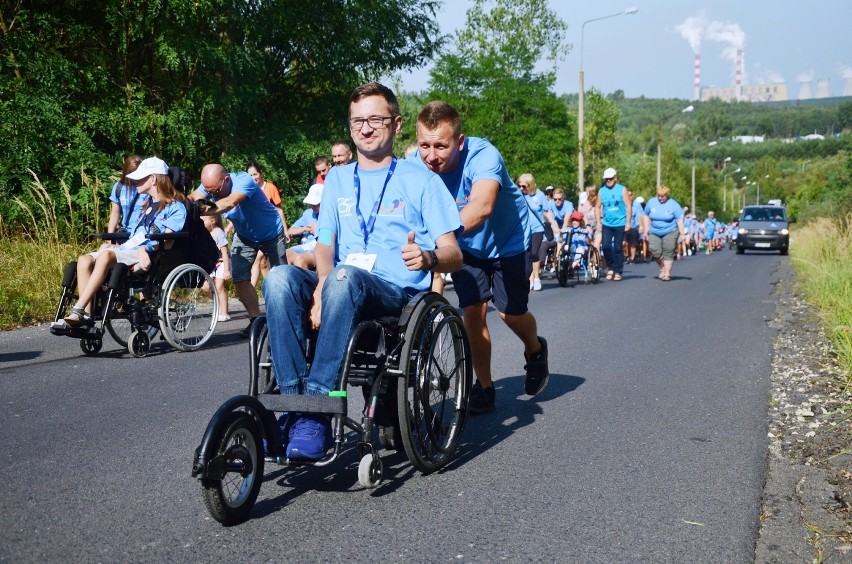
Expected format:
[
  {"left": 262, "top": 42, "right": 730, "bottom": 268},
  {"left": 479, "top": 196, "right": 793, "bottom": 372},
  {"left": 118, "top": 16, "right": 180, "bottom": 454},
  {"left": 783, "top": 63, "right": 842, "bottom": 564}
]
[{"left": 790, "top": 214, "right": 852, "bottom": 385}]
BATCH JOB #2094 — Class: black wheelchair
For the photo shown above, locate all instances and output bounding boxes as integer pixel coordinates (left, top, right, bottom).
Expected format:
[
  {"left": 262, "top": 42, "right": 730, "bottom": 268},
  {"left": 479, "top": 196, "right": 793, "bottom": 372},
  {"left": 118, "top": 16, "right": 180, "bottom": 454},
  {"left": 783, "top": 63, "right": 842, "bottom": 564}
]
[
  {"left": 191, "top": 291, "right": 472, "bottom": 526},
  {"left": 50, "top": 231, "right": 219, "bottom": 357},
  {"left": 555, "top": 233, "right": 602, "bottom": 287}
]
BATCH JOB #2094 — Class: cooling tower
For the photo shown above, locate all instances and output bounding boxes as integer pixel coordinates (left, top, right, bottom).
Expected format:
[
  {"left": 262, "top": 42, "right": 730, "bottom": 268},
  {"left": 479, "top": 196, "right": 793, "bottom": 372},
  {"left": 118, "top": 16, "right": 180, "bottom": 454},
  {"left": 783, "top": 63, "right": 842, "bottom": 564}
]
[
  {"left": 815, "top": 79, "right": 831, "bottom": 98},
  {"left": 693, "top": 54, "right": 701, "bottom": 101},
  {"left": 798, "top": 81, "right": 813, "bottom": 100},
  {"left": 844, "top": 78, "right": 852, "bottom": 97}
]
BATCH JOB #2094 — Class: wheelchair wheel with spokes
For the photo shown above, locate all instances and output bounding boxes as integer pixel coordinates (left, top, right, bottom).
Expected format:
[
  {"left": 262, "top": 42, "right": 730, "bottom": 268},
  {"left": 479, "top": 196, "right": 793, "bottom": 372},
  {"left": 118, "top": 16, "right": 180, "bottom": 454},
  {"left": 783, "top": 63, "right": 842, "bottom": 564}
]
[
  {"left": 252, "top": 321, "right": 275, "bottom": 395},
  {"left": 587, "top": 247, "right": 602, "bottom": 284},
  {"left": 201, "top": 412, "right": 264, "bottom": 526},
  {"left": 397, "top": 294, "right": 472, "bottom": 473},
  {"left": 158, "top": 264, "right": 218, "bottom": 351}
]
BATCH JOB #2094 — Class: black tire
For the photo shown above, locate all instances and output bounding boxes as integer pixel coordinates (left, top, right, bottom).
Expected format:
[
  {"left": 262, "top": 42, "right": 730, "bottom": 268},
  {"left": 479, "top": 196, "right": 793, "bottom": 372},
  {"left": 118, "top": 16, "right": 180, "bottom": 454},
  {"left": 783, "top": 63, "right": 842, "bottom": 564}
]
[
  {"left": 780, "top": 248, "right": 788, "bottom": 256},
  {"left": 201, "top": 412, "right": 264, "bottom": 526},
  {"left": 159, "top": 263, "right": 218, "bottom": 351},
  {"left": 80, "top": 337, "right": 102, "bottom": 356},
  {"left": 397, "top": 295, "right": 472, "bottom": 473},
  {"left": 556, "top": 249, "right": 570, "bottom": 288},
  {"left": 128, "top": 329, "right": 151, "bottom": 358},
  {"left": 736, "top": 247, "right": 745, "bottom": 255}
]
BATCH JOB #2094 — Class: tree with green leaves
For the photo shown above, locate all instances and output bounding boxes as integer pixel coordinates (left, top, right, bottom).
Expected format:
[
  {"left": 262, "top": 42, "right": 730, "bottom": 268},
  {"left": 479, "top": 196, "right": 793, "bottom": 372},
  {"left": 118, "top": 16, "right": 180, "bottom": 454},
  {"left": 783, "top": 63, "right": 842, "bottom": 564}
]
[
  {"left": 426, "top": 0, "right": 574, "bottom": 190},
  {"left": 0, "top": 0, "right": 444, "bottom": 232}
]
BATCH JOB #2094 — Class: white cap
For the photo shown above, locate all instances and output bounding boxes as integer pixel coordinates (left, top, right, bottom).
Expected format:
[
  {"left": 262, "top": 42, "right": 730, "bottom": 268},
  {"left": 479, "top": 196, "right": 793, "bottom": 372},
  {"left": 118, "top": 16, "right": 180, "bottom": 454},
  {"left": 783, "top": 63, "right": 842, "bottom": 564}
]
[
  {"left": 126, "top": 157, "right": 169, "bottom": 180},
  {"left": 303, "top": 183, "right": 324, "bottom": 205},
  {"left": 603, "top": 167, "right": 617, "bottom": 180},
  {"left": 636, "top": 196, "right": 645, "bottom": 204}
]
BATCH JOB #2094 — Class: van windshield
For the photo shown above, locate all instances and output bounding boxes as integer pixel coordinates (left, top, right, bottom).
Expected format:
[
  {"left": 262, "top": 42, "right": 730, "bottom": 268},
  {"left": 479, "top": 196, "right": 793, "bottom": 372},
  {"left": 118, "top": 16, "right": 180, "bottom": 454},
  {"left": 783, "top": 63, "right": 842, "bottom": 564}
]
[{"left": 741, "top": 207, "right": 785, "bottom": 221}]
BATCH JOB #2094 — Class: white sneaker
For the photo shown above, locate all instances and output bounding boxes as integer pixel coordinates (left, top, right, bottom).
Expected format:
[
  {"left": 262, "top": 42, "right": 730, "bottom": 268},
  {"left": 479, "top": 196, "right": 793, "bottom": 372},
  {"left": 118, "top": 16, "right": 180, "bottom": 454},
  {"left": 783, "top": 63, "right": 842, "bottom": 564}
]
[{"left": 533, "top": 278, "right": 542, "bottom": 291}]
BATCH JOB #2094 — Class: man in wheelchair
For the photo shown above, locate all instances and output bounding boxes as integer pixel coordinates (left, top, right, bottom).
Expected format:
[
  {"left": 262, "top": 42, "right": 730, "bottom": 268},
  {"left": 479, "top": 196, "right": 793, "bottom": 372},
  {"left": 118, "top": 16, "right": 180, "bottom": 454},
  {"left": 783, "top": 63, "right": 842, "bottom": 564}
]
[
  {"left": 53, "top": 157, "right": 186, "bottom": 328},
  {"left": 262, "top": 82, "right": 463, "bottom": 461}
]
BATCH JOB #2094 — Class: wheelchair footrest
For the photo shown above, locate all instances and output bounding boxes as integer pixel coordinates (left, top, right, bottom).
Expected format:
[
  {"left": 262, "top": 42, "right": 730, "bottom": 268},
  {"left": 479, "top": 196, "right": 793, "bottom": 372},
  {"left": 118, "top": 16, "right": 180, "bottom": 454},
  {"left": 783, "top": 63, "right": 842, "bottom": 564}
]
[{"left": 258, "top": 393, "right": 347, "bottom": 415}]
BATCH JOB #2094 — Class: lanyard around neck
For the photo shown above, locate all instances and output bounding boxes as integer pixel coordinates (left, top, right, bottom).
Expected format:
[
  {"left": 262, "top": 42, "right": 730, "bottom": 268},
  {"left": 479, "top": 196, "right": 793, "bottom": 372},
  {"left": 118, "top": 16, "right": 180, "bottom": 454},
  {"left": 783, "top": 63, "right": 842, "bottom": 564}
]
[{"left": 353, "top": 158, "right": 397, "bottom": 251}]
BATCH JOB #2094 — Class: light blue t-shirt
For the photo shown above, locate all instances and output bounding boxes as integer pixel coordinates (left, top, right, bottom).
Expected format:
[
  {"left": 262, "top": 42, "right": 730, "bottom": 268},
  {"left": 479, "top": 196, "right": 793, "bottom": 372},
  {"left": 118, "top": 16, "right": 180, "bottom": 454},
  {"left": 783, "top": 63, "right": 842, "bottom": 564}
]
[
  {"left": 130, "top": 200, "right": 187, "bottom": 250},
  {"left": 408, "top": 137, "right": 529, "bottom": 260},
  {"left": 643, "top": 196, "right": 684, "bottom": 237},
  {"left": 525, "top": 190, "right": 547, "bottom": 235},
  {"left": 548, "top": 199, "right": 574, "bottom": 226},
  {"left": 292, "top": 208, "right": 319, "bottom": 244},
  {"left": 318, "top": 160, "right": 461, "bottom": 292},
  {"left": 110, "top": 181, "right": 151, "bottom": 232},
  {"left": 197, "top": 171, "right": 282, "bottom": 243},
  {"left": 599, "top": 183, "right": 627, "bottom": 227},
  {"left": 631, "top": 199, "right": 644, "bottom": 229},
  {"left": 703, "top": 217, "right": 718, "bottom": 240}
]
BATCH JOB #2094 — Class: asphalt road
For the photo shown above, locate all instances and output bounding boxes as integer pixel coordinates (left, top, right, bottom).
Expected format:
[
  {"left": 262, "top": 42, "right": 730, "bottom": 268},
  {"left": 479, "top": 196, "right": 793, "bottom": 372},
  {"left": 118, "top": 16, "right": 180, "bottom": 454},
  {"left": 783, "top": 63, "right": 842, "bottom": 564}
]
[{"left": 0, "top": 249, "right": 783, "bottom": 562}]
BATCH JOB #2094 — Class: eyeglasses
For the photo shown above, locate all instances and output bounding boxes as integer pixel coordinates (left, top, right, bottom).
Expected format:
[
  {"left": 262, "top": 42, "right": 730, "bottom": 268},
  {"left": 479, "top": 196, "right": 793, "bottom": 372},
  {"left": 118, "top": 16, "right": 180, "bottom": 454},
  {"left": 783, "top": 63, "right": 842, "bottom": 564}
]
[
  {"left": 348, "top": 116, "right": 394, "bottom": 130},
  {"left": 519, "top": 184, "right": 529, "bottom": 189},
  {"left": 605, "top": 177, "right": 616, "bottom": 182},
  {"left": 554, "top": 198, "right": 563, "bottom": 202},
  {"left": 205, "top": 176, "right": 226, "bottom": 194}
]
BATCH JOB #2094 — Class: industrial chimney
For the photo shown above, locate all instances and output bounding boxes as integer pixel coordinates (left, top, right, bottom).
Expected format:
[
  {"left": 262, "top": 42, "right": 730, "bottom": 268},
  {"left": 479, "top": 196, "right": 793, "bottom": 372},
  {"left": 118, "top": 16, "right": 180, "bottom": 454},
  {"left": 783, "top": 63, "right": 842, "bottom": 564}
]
[
  {"left": 815, "top": 79, "right": 831, "bottom": 98},
  {"left": 735, "top": 50, "right": 743, "bottom": 100},
  {"left": 798, "top": 80, "right": 813, "bottom": 100},
  {"left": 693, "top": 54, "right": 701, "bottom": 101}
]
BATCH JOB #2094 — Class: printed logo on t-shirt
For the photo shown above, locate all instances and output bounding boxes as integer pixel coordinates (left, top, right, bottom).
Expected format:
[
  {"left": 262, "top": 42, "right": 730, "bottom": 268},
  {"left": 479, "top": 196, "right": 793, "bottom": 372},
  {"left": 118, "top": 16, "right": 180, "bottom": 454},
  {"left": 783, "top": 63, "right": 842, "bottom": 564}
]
[
  {"left": 338, "top": 198, "right": 355, "bottom": 215},
  {"left": 379, "top": 197, "right": 406, "bottom": 215}
]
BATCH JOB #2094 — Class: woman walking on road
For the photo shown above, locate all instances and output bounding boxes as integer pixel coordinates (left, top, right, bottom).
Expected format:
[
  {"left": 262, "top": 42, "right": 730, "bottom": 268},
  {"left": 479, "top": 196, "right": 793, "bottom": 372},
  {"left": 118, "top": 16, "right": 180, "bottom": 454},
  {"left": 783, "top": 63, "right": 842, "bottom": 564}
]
[
  {"left": 640, "top": 185, "right": 687, "bottom": 281},
  {"left": 595, "top": 168, "right": 631, "bottom": 281}
]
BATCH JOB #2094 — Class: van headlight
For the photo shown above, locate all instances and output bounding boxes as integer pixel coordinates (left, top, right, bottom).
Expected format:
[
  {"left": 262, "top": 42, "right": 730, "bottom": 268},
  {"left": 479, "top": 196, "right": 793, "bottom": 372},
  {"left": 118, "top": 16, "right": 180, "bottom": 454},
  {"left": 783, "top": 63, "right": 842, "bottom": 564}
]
[
  {"left": 780, "top": 228, "right": 789, "bottom": 235},
  {"left": 738, "top": 228, "right": 747, "bottom": 235}
]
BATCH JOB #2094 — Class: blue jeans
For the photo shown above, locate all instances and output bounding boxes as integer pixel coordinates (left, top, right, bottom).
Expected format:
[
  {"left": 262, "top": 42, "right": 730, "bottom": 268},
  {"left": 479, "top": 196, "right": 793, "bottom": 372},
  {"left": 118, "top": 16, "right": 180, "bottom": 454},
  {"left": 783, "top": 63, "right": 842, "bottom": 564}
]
[
  {"left": 601, "top": 225, "right": 626, "bottom": 274},
  {"left": 262, "top": 264, "right": 413, "bottom": 396}
]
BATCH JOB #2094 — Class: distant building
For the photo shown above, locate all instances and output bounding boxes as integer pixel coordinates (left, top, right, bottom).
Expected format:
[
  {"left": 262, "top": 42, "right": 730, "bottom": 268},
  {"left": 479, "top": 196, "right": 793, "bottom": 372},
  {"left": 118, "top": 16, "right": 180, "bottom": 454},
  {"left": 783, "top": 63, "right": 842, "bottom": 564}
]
[
  {"left": 700, "top": 82, "right": 789, "bottom": 103},
  {"left": 733, "top": 135, "right": 765, "bottom": 144}
]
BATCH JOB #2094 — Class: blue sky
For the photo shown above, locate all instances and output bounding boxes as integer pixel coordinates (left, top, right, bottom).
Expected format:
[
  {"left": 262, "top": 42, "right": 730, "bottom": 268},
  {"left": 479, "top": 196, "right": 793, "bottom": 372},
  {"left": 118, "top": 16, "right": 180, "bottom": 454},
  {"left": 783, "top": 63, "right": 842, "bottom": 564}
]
[{"left": 391, "top": 0, "right": 852, "bottom": 100}]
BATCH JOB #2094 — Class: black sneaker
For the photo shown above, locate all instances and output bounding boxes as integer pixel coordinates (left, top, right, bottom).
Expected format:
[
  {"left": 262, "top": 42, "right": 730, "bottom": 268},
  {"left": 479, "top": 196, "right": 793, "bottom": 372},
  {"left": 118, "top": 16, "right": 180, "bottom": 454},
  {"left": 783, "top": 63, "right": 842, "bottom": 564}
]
[
  {"left": 239, "top": 317, "right": 257, "bottom": 338},
  {"left": 524, "top": 336, "right": 549, "bottom": 396},
  {"left": 468, "top": 380, "right": 495, "bottom": 415}
]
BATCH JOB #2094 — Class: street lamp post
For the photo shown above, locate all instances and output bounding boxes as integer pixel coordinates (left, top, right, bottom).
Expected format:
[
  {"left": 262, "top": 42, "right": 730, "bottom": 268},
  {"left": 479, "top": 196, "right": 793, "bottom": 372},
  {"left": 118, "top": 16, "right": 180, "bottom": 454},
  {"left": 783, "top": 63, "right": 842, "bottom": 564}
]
[
  {"left": 657, "top": 105, "right": 694, "bottom": 188},
  {"left": 578, "top": 7, "right": 638, "bottom": 195},
  {"left": 723, "top": 164, "right": 740, "bottom": 213},
  {"left": 691, "top": 140, "right": 716, "bottom": 213}
]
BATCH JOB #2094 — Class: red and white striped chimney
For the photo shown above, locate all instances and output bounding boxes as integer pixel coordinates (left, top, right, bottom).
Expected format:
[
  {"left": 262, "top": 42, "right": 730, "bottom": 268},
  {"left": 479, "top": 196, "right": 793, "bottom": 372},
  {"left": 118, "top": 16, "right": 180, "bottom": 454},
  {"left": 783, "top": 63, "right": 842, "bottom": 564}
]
[
  {"left": 735, "top": 49, "right": 743, "bottom": 100},
  {"left": 693, "top": 54, "right": 701, "bottom": 101}
]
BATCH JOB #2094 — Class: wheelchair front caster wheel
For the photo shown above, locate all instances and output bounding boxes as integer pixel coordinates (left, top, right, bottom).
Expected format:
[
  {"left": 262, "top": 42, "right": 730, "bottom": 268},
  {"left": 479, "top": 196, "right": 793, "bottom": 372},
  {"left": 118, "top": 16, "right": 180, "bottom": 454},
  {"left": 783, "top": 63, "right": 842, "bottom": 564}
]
[
  {"left": 358, "top": 454, "right": 383, "bottom": 489},
  {"left": 80, "top": 337, "right": 102, "bottom": 356},
  {"left": 128, "top": 329, "right": 151, "bottom": 358}
]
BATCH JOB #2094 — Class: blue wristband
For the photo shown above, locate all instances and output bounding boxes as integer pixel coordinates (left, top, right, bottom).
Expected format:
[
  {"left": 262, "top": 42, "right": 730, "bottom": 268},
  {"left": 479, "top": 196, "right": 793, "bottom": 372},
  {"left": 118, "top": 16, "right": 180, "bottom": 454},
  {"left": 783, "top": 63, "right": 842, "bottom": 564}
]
[{"left": 145, "top": 243, "right": 155, "bottom": 253}]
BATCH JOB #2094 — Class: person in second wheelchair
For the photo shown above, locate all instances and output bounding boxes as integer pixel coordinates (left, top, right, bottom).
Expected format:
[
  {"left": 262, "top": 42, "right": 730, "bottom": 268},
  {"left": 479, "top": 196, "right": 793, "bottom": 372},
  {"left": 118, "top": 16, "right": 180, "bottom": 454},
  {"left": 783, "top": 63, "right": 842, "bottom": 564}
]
[
  {"left": 263, "top": 82, "right": 463, "bottom": 461},
  {"left": 56, "top": 157, "right": 187, "bottom": 327},
  {"left": 565, "top": 211, "right": 591, "bottom": 269}
]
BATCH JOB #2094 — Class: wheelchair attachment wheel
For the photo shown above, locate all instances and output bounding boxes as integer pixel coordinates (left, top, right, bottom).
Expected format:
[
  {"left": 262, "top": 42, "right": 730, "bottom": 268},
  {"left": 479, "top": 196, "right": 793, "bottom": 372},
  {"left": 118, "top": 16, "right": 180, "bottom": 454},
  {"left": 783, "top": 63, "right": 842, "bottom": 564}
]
[
  {"left": 398, "top": 294, "right": 472, "bottom": 473},
  {"left": 201, "top": 412, "right": 264, "bottom": 526},
  {"left": 358, "top": 453, "right": 383, "bottom": 489},
  {"left": 80, "top": 337, "right": 102, "bottom": 356},
  {"left": 128, "top": 329, "right": 151, "bottom": 358},
  {"left": 159, "top": 264, "right": 218, "bottom": 351}
]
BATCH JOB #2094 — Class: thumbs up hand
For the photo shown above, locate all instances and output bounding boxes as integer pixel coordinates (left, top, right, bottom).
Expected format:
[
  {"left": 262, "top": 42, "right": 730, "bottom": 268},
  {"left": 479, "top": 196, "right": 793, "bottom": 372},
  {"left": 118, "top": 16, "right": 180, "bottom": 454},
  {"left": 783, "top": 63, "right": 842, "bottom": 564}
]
[{"left": 401, "top": 230, "right": 426, "bottom": 271}]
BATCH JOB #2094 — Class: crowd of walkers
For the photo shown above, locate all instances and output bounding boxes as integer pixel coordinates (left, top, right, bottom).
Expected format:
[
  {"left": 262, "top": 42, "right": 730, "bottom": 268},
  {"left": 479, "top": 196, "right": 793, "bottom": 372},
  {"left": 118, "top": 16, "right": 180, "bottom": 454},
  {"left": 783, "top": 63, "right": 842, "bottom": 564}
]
[{"left": 86, "top": 82, "right": 744, "bottom": 455}]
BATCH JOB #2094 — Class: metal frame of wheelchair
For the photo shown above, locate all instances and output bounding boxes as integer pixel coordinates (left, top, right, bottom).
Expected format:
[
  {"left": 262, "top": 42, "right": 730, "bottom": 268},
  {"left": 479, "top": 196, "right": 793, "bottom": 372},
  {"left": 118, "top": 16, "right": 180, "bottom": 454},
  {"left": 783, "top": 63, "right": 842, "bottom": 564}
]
[
  {"left": 50, "top": 232, "right": 219, "bottom": 357},
  {"left": 191, "top": 291, "right": 472, "bottom": 526},
  {"left": 555, "top": 236, "right": 602, "bottom": 287}
]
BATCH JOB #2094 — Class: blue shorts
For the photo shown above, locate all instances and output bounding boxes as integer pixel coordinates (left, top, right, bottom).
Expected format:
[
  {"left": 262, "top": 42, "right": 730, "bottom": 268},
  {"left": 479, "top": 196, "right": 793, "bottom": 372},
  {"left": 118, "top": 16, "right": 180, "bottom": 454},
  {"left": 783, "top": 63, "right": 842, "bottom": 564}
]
[{"left": 452, "top": 251, "right": 531, "bottom": 316}]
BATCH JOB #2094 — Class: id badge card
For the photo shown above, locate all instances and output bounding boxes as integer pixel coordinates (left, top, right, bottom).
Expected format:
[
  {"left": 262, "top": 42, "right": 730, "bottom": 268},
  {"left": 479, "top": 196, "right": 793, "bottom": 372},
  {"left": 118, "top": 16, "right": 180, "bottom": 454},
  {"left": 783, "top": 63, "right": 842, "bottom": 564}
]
[
  {"left": 119, "top": 233, "right": 146, "bottom": 250},
  {"left": 344, "top": 252, "right": 377, "bottom": 272}
]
